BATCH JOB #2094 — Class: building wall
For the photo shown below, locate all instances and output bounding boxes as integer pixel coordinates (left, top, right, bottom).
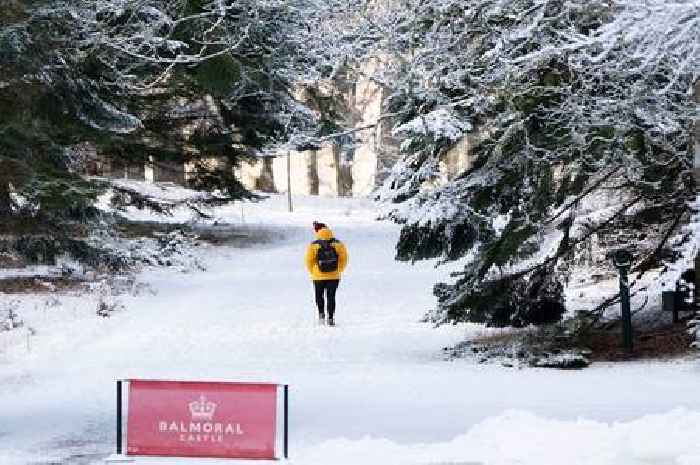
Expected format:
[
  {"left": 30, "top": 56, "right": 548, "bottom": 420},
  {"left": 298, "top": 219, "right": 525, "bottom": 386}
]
[
  {"left": 351, "top": 61, "right": 384, "bottom": 197},
  {"left": 441, "top": 136, "right": 472, "bottom": 181},
  {"left": 316, "top": 144, "right": 340, "bottom": 197},
  {"left": 235, "top": 157, "right": 276, "bottom": 193},
  {"left": 271, "top": 151, "right": 318, "bottom": 195}
]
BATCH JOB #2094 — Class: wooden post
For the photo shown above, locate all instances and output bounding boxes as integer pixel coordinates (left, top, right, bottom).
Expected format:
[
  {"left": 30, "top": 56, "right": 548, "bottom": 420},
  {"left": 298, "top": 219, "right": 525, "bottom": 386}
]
[
  {"left": 116, "top": 380, "right": 123, "bottom": 454},
  {"left": 284, "top": 384, "right": 289, "bottom": 459}
]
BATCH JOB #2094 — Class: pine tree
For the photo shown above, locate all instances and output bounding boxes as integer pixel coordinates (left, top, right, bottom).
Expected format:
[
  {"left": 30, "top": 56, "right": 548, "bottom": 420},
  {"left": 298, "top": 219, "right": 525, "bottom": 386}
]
[
  {"left": 0, "top": 1, "right": 114, "bottom": 265},
  {"left": 369, "top": 0, "right": 698, "bottom": 326},
  {"left": 78, "top": 0, "right": 329, "bottom": 197},
  {"left": 0, "top": 0, "right": 332, "bottom": 266}
]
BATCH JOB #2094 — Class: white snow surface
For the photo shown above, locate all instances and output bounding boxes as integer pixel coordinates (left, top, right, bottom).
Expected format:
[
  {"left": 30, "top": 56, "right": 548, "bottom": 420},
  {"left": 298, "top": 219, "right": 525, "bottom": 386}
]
[{"left": 1, "top": 191, "right": 699, "bottom": 465}]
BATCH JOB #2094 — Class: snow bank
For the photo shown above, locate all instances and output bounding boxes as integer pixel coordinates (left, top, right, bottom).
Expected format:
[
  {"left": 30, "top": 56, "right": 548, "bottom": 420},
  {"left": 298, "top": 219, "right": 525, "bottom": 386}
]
[
  {"left": 295, "top": 409, "right": 700, "bottom": 465},
  {"left": 118, "top": 409, "right": 700, "bottom": 465}
]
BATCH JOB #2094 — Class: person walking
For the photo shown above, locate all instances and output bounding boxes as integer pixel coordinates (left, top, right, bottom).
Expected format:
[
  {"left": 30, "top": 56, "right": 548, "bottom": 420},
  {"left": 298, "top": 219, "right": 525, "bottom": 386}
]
[{"left": 305, "top": 221, "right": 348, "bottom": 326}]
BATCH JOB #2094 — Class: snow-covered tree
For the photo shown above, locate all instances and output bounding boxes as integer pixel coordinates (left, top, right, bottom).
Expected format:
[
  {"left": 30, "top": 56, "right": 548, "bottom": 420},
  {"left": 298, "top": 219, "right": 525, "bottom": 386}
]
[
  {"left": 74, "top": 0, "right": 338, "bottom": 193},
  {"left": 0, "top": 0, "right": 117, "bottom": 265},
  {"left": 0, "top": 0, "right": 342, "bottom": 265},
  {"left": 370, "top": 0, "right": 698, "bottom": 326}
]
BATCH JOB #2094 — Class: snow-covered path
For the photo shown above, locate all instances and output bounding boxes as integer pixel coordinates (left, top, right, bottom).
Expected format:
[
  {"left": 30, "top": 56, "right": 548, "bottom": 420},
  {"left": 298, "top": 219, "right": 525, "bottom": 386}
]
[{"left": 1, "top": 195, "right": 700, "bottom": 465}]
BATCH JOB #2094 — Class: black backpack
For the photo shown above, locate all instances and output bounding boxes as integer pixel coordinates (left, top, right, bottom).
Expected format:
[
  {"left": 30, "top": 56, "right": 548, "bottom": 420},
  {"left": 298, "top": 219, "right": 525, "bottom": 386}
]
[{"left": 314, "top": 239, "right": 339, "bottom": 272}]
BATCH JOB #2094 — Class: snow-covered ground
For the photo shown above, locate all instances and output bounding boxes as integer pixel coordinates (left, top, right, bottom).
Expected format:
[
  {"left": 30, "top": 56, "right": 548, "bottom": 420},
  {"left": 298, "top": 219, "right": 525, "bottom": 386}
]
[{"left": 1, "top": 192, "right": 699, "bottom": 465}]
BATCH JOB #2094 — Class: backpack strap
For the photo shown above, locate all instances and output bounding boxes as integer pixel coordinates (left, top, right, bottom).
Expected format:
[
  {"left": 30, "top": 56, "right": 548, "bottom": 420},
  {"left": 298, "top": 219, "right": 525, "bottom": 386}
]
[{"left": 313, "top": 238, "right": 337, "bottom": 246}]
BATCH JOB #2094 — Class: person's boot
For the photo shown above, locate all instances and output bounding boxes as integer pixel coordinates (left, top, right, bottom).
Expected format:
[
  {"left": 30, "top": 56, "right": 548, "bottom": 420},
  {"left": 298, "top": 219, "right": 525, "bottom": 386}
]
[
  {"left": 328, "top": 316, "right": 335, "bottom": 326},
  {"left": 318, "top": 313, "right": 326, "bottom": 325}
]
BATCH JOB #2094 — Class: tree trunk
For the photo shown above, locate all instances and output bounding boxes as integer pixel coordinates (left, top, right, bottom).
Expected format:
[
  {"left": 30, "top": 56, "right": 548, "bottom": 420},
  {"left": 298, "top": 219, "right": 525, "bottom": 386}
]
[{"left": 0, "top": 182, "right": 12, "bottom": 218}]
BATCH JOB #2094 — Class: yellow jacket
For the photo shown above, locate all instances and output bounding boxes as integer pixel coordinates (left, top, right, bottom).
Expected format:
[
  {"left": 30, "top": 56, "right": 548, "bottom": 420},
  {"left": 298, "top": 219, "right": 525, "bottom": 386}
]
[{"left": 305, "top": 228, "right": 348, "bottom": 281}]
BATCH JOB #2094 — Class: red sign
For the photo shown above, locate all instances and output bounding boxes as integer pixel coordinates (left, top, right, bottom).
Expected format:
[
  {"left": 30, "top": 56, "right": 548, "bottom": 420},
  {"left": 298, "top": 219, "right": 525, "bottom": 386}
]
[{"left": 126, "top": 380, "right": 278, "bottom": 459}]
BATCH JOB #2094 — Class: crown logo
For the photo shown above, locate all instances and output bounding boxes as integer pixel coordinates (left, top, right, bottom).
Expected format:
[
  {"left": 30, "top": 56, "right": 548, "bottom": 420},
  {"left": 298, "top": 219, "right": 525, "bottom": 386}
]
[{"left": 189, "top": 395, "right": 217, "bottom": 421}]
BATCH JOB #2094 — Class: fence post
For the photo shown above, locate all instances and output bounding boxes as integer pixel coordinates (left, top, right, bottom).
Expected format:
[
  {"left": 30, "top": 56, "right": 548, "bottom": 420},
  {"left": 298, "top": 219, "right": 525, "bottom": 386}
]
[
  {"left": 611, "top": 249, "right": 634, "bottom": 352},
  {"left": 116, "top": 380, "right": 123, "bottom": 455},
  {"left": 619, "top": 265, "right": 633, "bottom": 351},
  {"left": 284, "top": 384, "right": 289, "bottom": 459}
]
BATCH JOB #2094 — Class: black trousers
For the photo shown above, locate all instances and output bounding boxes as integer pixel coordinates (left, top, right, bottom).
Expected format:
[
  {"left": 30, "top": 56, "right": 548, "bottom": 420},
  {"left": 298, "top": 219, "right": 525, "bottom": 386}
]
[{"left": 313, "top": 279, "right": 340, "bottom": 317}]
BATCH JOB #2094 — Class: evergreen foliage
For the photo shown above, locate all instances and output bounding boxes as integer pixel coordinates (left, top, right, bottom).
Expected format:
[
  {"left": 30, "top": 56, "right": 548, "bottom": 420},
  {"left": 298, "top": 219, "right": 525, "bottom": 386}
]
[
  {"left": 0, "top": 1, "right": 110, "bottom": 264},
  {"left": 0, "top": 0, "right": 330, "bottom": 266},
  {"left": 368, "top": 0, "right": 698, "bottom": 326}
]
